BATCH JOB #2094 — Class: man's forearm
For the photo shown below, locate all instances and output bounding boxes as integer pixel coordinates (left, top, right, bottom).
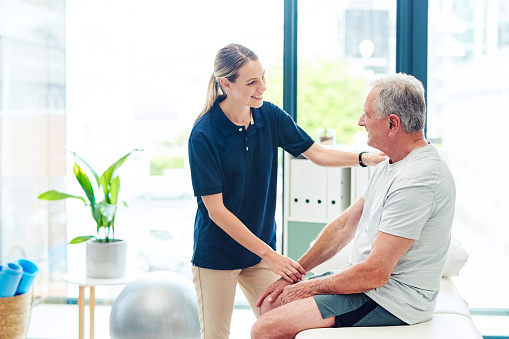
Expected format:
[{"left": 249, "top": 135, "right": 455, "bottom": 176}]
[
  {"left": 298, "top": 232, "right": 415, "bottom": 297},
  {"left": 297, "top": 218, "right": 350, "bottom": 272},
  {"left": 297, "top": 199, "right": 363, "bottom": 272},
  {"left": 315, "top": 261, "right": 388, "bottom": 295},
  {"left": 281, "top": 261, "right": 382, "bottom": 305}
]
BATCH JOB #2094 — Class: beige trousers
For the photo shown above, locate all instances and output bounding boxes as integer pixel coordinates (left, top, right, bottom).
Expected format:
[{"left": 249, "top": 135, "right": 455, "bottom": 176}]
[{"left": 192, "top": 261, "right": 279, "bottom": 339}]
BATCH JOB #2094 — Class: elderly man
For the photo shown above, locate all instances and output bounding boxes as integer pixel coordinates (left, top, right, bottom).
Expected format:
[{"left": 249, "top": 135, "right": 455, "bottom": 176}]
[{"left": 251, "top": 73, "right": 456, "bottom": 339}]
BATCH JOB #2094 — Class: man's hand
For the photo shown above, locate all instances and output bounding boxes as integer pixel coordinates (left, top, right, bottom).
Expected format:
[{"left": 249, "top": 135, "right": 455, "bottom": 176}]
[
  {"left": 263, "top": 251, "right": 306, "bottom": 283},
  {"left": 281, "top": 278, "right": 317, "bottom": 305},
  {"left": 256, "top": 278, "right": 292, "bottom": 307}
]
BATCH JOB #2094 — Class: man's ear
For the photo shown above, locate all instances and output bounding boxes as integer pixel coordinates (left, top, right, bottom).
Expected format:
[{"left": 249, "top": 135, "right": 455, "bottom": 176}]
[{"left": 388, "top": 114, "right": 401, "bottom": 134}]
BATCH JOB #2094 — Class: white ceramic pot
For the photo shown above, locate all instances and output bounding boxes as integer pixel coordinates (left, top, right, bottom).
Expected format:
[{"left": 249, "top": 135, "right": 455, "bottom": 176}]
[{"left": 86, "top": 239, "right": 127, "bottom": 278}]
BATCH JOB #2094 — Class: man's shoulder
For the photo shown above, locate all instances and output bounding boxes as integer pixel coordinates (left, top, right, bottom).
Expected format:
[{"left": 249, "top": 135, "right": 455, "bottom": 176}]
[
  {"left": 390, "top": 148, "right": 455, "bottom": 203},
  {"left": 404, "top": 145, "right": 452, "bottom": 179}
]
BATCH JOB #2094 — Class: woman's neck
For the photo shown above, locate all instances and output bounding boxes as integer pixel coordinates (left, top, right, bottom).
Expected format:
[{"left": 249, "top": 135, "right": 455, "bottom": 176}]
[{"left": 219, "top": 98, "right": 252, "bottom": 128}]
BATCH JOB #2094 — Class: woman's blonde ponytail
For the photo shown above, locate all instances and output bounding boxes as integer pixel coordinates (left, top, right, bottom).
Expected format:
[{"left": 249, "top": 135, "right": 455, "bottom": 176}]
[
  {"left": 195, "top": 73, "right": 224, "bottom": 123},
  {"left": 194, "top": 44, "right": 258, "bottom": 124}
]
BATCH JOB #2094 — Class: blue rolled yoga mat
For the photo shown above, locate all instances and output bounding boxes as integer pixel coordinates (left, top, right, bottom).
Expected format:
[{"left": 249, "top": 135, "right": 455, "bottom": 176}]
[
  {"left": 15, "top": 259, "right": 38, "bottom": 295},
  {"left": 0, "top": 262, "right": 23, "bottom": 297}
]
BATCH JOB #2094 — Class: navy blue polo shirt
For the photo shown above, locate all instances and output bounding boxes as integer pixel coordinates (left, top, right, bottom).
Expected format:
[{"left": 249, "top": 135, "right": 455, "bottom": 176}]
[{"left": 188, "top": 99, "right": 314, "bottom": 270}]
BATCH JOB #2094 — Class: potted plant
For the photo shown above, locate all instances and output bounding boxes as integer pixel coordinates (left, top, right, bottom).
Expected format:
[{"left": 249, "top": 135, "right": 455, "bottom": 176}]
[
  {"left": 317, "top": 127, "right": 336, "bottom": 145},
  {"left": 37, "top": 149, "right": 142, "bottom": 278}
]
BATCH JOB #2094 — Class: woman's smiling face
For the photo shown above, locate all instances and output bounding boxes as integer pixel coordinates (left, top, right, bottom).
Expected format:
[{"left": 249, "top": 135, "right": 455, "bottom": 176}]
[{"left": 225, "top": 59, "right": 267, "bottom": 108}]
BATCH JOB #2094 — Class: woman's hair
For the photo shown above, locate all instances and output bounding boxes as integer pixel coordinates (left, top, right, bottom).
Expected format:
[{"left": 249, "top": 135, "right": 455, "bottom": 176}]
[
  {"left": 195, "top": 43, "right": 258, "bottom": 123},
  {"left": 369, "top": 73, "right": 426, "bottom": 133}
]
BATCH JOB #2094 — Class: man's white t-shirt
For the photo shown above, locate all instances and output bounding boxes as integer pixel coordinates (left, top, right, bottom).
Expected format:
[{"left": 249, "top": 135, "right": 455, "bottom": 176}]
[{"left": 351, "top": 144, "right": 456, "bottom": 324}]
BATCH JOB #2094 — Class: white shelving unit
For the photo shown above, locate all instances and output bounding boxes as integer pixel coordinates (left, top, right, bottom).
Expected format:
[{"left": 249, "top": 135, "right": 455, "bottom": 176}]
[{"left": 283, "top": 152, "right": 372, "bottom": 260}]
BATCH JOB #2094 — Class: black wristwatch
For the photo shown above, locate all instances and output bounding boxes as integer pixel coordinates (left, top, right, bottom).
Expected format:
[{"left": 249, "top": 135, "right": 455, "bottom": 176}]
[{"left": 359, "top": 152, "right": 368, "bottom": 167}]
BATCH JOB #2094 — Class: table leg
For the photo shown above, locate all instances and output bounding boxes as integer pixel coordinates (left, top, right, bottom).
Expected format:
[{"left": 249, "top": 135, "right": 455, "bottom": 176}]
[
  {"left": 90, "top": 286, "right": 95, "bottom": 339},
  {"left": 78, "top": 286, "right": 85, "bottom": 339}
]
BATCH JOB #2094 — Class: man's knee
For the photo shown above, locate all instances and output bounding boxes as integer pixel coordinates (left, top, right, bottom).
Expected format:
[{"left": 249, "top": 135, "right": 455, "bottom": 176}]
[
  {"left": 251, "top": 315, "right": 271, "bottom": 339},
  {"left": 259, "top": 298, "right": 274, "bottom": 316},
  {"left": 259, "top": 294, "right": 282, "bottom": 316}
]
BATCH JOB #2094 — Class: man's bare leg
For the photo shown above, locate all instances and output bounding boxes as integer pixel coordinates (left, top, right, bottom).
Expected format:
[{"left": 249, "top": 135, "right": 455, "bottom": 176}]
[{"left": 252, "top": 297, "right": 334, "bottom": 339}]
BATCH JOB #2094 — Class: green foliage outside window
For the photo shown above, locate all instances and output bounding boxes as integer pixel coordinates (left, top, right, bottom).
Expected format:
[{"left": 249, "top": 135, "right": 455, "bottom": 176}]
[
  {"left": 170, "top": 129, "right": 191, "bottom": 147},
  {"left": 150, "top": 154, "right": 185, "bottom": 175},
  {"left": 265, "top": 57, "right": 367, "bottom": 145},
  {"left": 149, "top": 129, "right": 191, "bottom": 175}
]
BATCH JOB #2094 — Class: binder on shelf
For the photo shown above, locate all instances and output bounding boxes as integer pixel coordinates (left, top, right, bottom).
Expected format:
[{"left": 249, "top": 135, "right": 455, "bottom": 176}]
[
  {"left": 309, "top": 164, "right": 327, "bottom": 221},
  {"left": 289, "top": 158, "right": 327, "bottom": 221},
  {"left": 326, "top": 167, "right": 351, "bottom": 221},
  {"left": 289, "top": 158, "right": 306, "bottom": 220}
]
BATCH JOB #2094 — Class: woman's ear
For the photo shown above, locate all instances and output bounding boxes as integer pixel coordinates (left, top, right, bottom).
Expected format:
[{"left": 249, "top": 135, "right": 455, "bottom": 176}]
[{"left": 220, "top": 78, "right": 231, "bottom": 91}]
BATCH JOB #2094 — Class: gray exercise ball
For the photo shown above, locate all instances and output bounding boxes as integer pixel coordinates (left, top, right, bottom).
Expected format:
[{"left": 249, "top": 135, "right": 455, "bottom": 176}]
[{"left": 110, "top": 271, "right": 200, "bottom": 339}]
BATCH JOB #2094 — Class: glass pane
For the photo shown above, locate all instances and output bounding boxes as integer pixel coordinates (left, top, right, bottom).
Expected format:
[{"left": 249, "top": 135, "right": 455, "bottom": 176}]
[
  {"left": 297, "top": 0, "right": 397, "bottom": 145},
  {"left": 0, "top": 0, "right": 66, "bottom": 300},
  {"left": 66, "top": 0, "right": 284, "bottom": 300},
  {"left": 428, "top": 0, "right": 509, "bottom": 309}
]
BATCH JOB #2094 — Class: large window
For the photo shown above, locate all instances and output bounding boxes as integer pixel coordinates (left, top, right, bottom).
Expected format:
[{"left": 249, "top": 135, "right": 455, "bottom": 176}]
[
  {"left": 428, "top": 0, "right": 509, "bottom": 311},
  {"left": 297, "top": 0, "right": 396, "bottom": 145},
  {"left": 5, "top": 5, "right": 507, "bottom": 333},
  {"left": 65, "top": 0, "right": 284, "bottom": 300},
  {"left": 0, "top": 0, "right": 66, "bottom": 300}
]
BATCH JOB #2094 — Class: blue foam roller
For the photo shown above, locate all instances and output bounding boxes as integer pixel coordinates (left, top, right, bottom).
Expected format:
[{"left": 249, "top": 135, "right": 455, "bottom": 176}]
[
  {"left": 0, "top": 262, "right": 23, "bottom": 297},
  {"left": 16, "top": 259, "right": 38, "bottom": 295}
]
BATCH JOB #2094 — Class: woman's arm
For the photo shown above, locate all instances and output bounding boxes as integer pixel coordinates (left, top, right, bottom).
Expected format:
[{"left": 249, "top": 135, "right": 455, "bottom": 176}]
[
  {"left": 302, "top": 143, "right": 386, "bottom": 167},
  {"left": 256, "top": 198, "right": 365, "bottom": 309},
  {"left": 201, "top": 193, "right": 306, "bottom": 282}
]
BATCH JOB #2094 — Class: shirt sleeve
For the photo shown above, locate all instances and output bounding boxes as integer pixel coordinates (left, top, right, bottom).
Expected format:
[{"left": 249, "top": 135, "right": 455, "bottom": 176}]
[
  {"left": 188, "top": 135, "right": 223, "bottom": 197},
  {"left": 273, "top": 104, "right": 315, "bottom": 157},
  {"left": 378, "top": 180, "right": 436, "bottom": 240}
]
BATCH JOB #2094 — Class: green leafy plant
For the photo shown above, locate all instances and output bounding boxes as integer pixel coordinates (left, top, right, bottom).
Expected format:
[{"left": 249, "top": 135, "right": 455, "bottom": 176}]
[{"left": 38, "top": 149, "right": 143, "bottom": 244}]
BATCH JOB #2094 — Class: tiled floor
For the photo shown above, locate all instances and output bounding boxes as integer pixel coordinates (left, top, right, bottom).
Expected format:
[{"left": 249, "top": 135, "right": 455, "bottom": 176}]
[
  {"left": 28, "top": 303, "right": 256, "bottom": 339},
  {"left": 27, "top": 275, "right": 257, "bottom": 339}
]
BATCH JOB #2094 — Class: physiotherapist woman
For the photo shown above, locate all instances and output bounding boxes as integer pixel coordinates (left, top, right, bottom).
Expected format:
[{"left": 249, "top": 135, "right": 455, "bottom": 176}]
[{"left": 188, "top": 43, "right": 385, "bottom": 339}]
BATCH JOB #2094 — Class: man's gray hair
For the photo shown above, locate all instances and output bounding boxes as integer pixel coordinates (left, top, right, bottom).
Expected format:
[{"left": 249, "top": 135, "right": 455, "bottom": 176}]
[{"left": 369, "top": 73, "right": 426, "bottom": 133}]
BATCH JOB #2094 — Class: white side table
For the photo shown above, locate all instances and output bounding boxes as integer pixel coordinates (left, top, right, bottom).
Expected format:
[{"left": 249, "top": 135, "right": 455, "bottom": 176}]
[{"left": 63, "top": 271, "right": 142, "bottom": 339}]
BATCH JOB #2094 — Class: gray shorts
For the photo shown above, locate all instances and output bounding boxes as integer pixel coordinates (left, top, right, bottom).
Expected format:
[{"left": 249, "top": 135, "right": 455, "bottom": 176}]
[{"left": 311, "top": 271, "right": 406, "bottom": 328}]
